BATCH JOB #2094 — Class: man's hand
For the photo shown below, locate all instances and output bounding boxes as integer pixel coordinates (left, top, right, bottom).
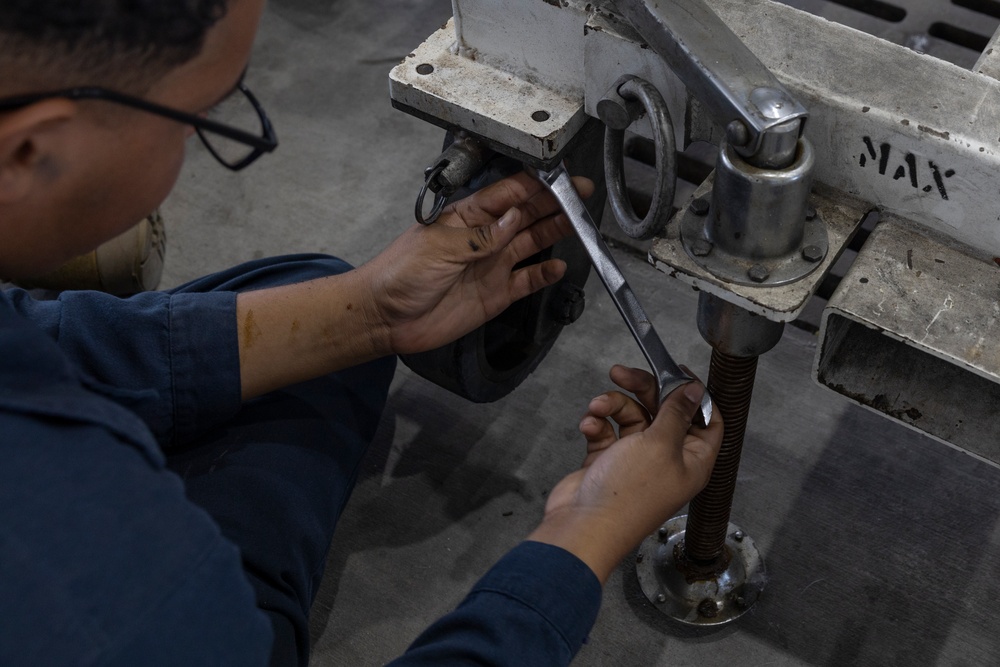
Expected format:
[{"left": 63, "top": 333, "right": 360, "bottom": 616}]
[
  {"left": 528, "top": 365, "right": 724, "bottom": 583},
  {"left": 235, "top": 171, "right": 592, "bottom": 401},
  {"left": 358, "top": 171, "right": 594, "bottom": 355}
]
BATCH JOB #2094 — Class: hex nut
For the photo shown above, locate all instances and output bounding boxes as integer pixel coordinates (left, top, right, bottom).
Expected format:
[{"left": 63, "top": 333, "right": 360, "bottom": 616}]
[
  {"left": 689, "top": 197, "right": 710, "bottom": 216},
  {"left": 697, "top": 599, "right": 719, "bottom": 618},
  {"left": 802, "top": 245, "right": 824, "bottom": 262},
  {"left": 747, "top": 264, "right": 770, "bottom": 283},
  {"left": 691, "top": 239, "right": 713, "bottom": 257}
]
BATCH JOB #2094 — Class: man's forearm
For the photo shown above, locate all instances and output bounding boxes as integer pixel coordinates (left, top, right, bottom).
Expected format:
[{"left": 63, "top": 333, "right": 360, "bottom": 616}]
[{"left": 235, "top": 268, "right": 390, "bottom": 400}]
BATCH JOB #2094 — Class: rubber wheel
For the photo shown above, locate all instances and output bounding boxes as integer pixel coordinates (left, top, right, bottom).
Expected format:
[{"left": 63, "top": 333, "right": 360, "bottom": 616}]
[{"left": 401, "top": 119, "right": 607, "bottom": 402}]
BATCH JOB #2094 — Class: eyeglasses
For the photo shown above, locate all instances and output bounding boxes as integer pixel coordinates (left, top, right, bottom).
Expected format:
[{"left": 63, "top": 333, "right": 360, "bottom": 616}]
[{"left": 0, "top": 81, "right": 278, "bottom": 171}]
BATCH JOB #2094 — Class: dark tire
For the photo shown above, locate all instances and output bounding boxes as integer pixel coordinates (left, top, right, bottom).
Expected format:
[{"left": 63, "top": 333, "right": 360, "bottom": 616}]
[{"left": 401, "top": 119, "right": 607, "bottom": 402}]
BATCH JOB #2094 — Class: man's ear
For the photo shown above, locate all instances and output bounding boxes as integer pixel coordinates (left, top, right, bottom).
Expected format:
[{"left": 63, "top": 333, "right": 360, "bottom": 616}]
[{"left": 0, "top": 99, "right": 77, "bottom": 203}]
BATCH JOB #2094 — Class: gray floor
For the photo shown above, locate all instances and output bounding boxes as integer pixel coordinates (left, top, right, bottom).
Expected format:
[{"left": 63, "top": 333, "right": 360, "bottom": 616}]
[{"left": 161, "top": 1, "right": 1000, "bottom": 665}]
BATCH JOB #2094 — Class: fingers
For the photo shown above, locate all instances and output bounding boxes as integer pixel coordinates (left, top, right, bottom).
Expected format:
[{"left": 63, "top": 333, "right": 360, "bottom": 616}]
[
  {"left": 608, "top": 365, "right": 659, "bottom": 416},
  {"left": 579, "top": 390, "right": 653, "bottom": 460},
  {"left": 647, "top": 380, "right": 712, "bottom": 445},
  {"left": 444, "top": 173, "right": 594, "bottom": 269},
  {"left": 579, "top": 413, "right": 617, "bottom": 451},
  {"left": 505, "top": 258, "right": 567, "bottom": 303},
  {"left": 454, "top": 172, "right": 547, "bottom": 220},
  {"left": 588, "top": 391, "right": 652, "bottom": 437},
  {"left": 505, "top": 210, "right": 573, "bottom": 266},
  {"left": 451, "top": 172, "right": 594, "bottom": 229}
]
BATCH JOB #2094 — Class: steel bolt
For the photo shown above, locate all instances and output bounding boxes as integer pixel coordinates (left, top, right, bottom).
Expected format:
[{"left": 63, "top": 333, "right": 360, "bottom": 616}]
[
  {"left": 658, "top": 526, "right": 669, "bottom": 539},
  {"left": 802, "top": 245, "right": 823, "bottom": 263},
  {"left": 697, "top": 599, "right": 719, "bottom": 618},
  {"left": 636, "top": 553, "right": 644, "bottom": 564},
  {"left": 656, "top": 593, "right": 667, "bottom": 604},
  {"left": 691, "top": 239, "right": 713, "bottom": 257},
  {"left": 805, "top": 205, "right": 817, "bottom": 220},
  {"left": 747, "top": 264, "right": 770, "bottom": 283},
  {"left": 689, "top": 197, "right": 710, "bottom": 216},
  {"left": 732, "top": 530, "right": 745, "bottom": 542},
  {"left": 735, "top": 595, "right": 747, "bottom": 608}
]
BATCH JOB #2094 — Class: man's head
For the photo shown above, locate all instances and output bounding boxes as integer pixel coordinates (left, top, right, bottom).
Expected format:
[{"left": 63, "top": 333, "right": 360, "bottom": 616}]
[
  {"left": 0, "top": 0, "right": 266, "bottom": 280},
  {"left": 0, "top": 1, "right": 227, "bottom": 95}
]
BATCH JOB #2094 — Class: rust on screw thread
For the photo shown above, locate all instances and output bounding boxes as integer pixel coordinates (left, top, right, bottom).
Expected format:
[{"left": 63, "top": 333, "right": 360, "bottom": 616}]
[{"left": 683, "top": 350, "right": 759, "bottom": 563}]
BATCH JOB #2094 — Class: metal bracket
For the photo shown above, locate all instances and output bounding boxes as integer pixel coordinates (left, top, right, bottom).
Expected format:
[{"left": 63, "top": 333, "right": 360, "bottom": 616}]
[{"left": 651, "top": 180, "right": 873, "bottom": 322}]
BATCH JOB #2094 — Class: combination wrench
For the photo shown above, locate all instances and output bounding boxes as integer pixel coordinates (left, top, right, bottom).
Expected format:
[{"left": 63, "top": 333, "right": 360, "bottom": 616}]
[{"left": 534, "top": 163, "right": 713, "bottom": 427}]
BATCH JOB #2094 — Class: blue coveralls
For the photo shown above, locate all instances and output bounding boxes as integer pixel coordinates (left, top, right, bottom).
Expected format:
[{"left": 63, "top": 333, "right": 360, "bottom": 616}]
[{"left": 0, "top": 255, "right": 600, "bottom": 666}]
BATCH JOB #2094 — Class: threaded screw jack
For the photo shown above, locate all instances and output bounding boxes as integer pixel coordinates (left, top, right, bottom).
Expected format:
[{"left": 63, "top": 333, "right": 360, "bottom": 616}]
[{"left": 683, "top": 349, "right": 759, "bottom": 563}]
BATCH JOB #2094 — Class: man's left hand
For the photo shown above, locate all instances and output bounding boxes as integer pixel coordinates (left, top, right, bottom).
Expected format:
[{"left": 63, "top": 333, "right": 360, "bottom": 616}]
[{"left": 360, "top": 171, "right": 593, "bottom": 355}]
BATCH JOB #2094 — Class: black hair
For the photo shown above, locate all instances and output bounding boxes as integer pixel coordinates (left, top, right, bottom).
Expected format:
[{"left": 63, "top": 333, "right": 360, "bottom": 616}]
[{"left": 0, "top": 0, "right": 229, "bottom": 90}]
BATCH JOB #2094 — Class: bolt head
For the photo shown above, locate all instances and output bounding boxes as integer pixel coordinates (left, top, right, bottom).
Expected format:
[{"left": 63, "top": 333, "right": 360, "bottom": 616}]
[
  {"left": 726, "top": 120, "right": 750, "bottom": 147},
  {"left": 747, "top": 264, "right": 770, "bottom": 283},
  {"left": 689, "top": 197, "right": 710, "bottom": 216},
  {"left": 732, "top": 530, "right": 746, "bottom": 542},
  {"left": 656, "top": 593, "right": 667, "bottom": 604},
  {"left": 658, "top": 526, "right": 669, "bottom": 539},
  {"left": 802, "top": 245, "right": 824, "bottom": 263},
  {"left": 636, "top": 553, "right": 644, "bottom": 564},
  {"left": 597, "top": 97, "right": 633, "bottom": 131},
  {"left": 697, "top": 599, "right": 719, "bottom": 618},
  {"left": 691, "top": 239, "right": 713, "bottom": 257}
]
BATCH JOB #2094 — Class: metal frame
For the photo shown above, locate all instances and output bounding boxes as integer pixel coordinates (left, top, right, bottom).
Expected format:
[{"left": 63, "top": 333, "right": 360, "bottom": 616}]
[
  {"left": 389, "top": 0, "right": 1000, "bottom": 461},
  {"left": 392, "top": 0, "right": 1000, "bottom": 254}
]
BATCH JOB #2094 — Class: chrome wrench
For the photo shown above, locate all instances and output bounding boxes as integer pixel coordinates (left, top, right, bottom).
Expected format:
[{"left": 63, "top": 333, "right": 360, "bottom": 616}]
[{"left": 534, "top": 163, "right": 713, "bottom": 427}]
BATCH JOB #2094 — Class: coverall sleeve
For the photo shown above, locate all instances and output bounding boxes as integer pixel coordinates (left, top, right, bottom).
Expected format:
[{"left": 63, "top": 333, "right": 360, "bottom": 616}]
[
  {"left": 2, "top": 287, "right": 240, "bottom": 446},
  {"left": 388, "top": 541, "right": 603, "bottom": 667}
]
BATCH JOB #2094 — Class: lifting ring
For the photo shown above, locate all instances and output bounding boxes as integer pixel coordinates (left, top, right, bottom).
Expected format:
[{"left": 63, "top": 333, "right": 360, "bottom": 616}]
[{"left": 603, "top": 76, "right": 677, "bottom": 240}]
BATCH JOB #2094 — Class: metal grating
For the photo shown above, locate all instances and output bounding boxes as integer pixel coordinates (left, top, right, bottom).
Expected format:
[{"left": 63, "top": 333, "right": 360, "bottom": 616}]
[{"left": 777, "top": 0, "right": 1000, "bottom": 68}]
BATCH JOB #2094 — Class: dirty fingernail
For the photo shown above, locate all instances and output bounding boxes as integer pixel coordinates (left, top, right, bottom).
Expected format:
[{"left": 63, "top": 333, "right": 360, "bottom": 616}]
[
  {"left": 497, "top": 207, "right": 517, "bottom": 229},
  {"left": 683, "top": 382, "right": 704, "bottom": 404}
]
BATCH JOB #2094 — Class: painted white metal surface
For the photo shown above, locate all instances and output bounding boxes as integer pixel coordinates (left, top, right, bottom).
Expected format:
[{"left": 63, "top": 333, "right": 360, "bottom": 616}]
[
  {"left": 389, "top": 19, "right": 587, "bottom": 162},
  {"left": 815, "top": 217, "right": 1000, "bottom": 460}
]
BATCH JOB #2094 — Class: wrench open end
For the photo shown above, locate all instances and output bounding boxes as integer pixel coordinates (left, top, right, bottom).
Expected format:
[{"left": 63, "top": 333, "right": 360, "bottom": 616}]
[{"left": 660, "top": 378, "right": 713, "bottom": 429}]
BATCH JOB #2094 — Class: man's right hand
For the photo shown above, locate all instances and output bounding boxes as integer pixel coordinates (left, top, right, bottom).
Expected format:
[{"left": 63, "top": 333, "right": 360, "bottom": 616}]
[{"left": 527, "top": 365, "right": 723, "bottom": 583}]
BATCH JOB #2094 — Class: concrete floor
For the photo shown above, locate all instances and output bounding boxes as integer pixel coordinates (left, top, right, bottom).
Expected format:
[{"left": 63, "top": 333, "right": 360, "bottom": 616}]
[{"left": 162, "top": 0, "right": 1000, "bottom": 665}]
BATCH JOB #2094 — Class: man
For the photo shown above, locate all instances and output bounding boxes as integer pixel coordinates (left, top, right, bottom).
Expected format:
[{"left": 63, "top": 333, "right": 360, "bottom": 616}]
[{"left": 0, "top": 1, "right": 723, "bottom": 665}]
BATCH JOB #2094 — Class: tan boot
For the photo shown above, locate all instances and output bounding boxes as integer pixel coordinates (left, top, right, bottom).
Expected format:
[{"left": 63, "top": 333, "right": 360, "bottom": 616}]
[{"left": 19, "top": 210, "right": 166, "bottom": 295}]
